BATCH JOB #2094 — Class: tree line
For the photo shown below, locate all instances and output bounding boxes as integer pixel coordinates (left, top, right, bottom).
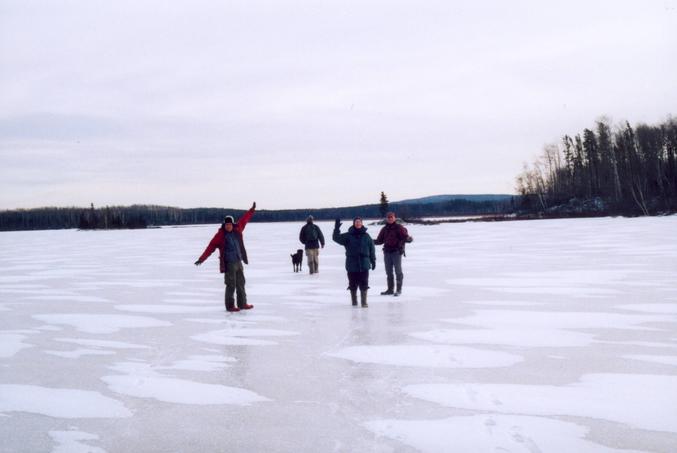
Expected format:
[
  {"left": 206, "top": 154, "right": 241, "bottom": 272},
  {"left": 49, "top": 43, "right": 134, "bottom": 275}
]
[
  {"left": 516, "top": 116, "right": 677, "bottom": 215},
  {"left": 0, "top": 197, "right": 514, "bottom": 231}
]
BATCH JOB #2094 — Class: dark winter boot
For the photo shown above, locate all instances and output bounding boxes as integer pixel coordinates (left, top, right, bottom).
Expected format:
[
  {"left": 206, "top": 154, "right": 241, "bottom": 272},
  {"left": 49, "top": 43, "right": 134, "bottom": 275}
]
[
  {"left": 360, "top": 290, "right": 368, "bottom": 308},
  {"left": 394, "top": 280, "right": 402, "bottom": 297},
  {"left": 380, "top": 276, "right": 394, "bottom": 295},
  {"left": 350, "top": 289, "right": 358, "bottom": 306},
  {"left": 225, "top": 297, "right": 239, "bottom": 312}
]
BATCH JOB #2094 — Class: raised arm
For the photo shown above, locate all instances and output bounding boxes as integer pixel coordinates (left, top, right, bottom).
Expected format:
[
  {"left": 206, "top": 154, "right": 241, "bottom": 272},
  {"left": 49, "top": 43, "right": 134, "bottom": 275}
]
[
  {"left": 237, "top": 202, "right": 256, "bottom": 231},
  {"left": 332, "top": 218, "right": 347, "bottom": 245}
]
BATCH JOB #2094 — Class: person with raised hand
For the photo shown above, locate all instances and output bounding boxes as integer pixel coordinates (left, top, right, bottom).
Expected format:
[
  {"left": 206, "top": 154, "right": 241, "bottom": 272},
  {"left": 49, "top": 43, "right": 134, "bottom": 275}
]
[
  {"left": 332, "top": 216, "right": 376, "bottom": 307},
  {"left": 195, "top": 202, "right": 256, "bottom": 312}
]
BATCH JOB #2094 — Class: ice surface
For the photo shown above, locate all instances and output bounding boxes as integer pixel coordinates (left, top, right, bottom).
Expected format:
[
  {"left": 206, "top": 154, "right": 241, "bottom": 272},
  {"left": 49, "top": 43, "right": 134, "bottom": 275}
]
[
  {"left": 101, "top": 362, "right": 268, "bottom": 405},
  {"left": 1, "top": 217, "right": 676, "bottom": 452},
  {"left": 159, "top": 354, "right": 237, "bottom": 372},
  {"left": 113, "top": 304, "right": 221, "bottom": 313},
  {"left": 55, "top": 338, "right": 150, "bottom": 349},
  {"left": 365, "top": 415, "right": 646, "bottom": 453},
  {"left": 191, "top": 326, "right": 299, "bottom": 346},
  {"left": 624, "top": 355, "right": 677, "bottom": 366},
  {"left": 0, "top": 333, "right": 33, "bottom": 358},
  {"left": 32, "top": 313, "right": 172, "bottom": 334},
  {"left": 404, "top": 373, "right": 677, "bottom": 433},
  {"left": 49, "top": 430, "right": 106, "bottom": 453},
  {"left": 45, "top": 348, "right": 117, "bottom": 359},
  {"left": 618, "top": 303, "right": 677, "bottom": 314},
  {"left": 326, "top": 345, "right": 523, "bottom": 368},
  {"left": 409, "top": 327, "right": 595, "bottom": 347},
  {"left": 0, "top": 385, "right": 131, "bottom": 418}
]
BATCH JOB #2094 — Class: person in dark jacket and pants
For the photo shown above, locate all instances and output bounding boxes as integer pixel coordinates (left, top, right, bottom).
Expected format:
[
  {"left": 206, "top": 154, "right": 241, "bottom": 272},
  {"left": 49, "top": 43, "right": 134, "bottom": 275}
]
[
  {"left": 194, "top": 202, "right": 256, "bottom": 312},
  {"left": 374, "top": 211, "right": 412, "bottom": 297},
  {"left": 333, "top": 216, "right": 376, "bottom": 307},
  {"left": 299, "top": 215, "right": 325, "bottom": 274}
]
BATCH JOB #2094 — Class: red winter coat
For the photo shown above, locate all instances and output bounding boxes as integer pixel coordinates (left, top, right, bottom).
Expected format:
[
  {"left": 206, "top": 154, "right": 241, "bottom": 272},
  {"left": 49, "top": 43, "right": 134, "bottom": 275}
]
[
  {"left": 197, "top": 207, "right": 255, "bottom": 272},
  {"left": 374, "top": 222, "right": 409, "bottom": 254}
]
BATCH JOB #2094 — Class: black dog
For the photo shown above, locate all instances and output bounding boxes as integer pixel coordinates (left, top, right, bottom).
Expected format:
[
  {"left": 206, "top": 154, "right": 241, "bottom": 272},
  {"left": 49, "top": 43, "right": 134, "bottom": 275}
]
[{"left": 291, "top": 249, "right": 303, "bottom": 272}]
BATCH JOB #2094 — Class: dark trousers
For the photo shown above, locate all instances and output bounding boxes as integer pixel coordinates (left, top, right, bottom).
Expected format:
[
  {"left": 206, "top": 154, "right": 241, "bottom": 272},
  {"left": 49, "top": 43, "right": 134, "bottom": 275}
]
[
  {"left": 224, "top": 260, "right": 247, "bottom": 308},
  {"left": 383, "top": 251, "right": 403, "bottom": 285},
  {"left": 347, "top": 271, "right": 369, "bottom": 291}
]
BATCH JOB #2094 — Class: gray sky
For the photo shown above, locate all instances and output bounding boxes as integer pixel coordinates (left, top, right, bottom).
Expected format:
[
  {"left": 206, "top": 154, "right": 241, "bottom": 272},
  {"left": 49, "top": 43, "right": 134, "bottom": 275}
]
[{"left": 1, "top": 0, "right": 676, "bottom": 210}]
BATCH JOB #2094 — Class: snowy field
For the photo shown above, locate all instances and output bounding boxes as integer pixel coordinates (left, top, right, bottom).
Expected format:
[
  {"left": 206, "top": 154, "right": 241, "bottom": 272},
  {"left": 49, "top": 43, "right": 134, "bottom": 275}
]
[{"left": 1, "top": 217, "right": 677, "bottom": 453}]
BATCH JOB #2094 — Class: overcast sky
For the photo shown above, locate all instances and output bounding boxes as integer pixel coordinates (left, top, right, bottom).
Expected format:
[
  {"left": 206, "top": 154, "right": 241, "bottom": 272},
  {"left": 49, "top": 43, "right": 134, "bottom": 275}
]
[{"left": 1, "top": 0, "right": 676, "bottom": 210}]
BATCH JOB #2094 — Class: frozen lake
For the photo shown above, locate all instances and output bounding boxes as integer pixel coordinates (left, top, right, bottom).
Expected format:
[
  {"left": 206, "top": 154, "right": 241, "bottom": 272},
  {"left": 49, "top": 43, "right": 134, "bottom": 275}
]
[{"left": 1, "top": 217, "right": 676, "bottom": 452}]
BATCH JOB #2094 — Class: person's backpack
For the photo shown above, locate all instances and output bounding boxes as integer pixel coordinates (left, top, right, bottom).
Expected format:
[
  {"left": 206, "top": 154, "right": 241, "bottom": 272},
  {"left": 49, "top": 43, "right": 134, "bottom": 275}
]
[
  {"left": 400, "top": 230, "right": 413, "bottom": 257},
  {"left": 305, "top": 225, "right": 319, "bottom": 242}
]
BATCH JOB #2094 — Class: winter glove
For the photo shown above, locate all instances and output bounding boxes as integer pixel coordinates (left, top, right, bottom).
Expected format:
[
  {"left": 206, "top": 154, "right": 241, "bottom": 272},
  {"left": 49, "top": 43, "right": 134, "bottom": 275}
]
[
  {"left": 194, "top": 260, "right": 202, "bottom": 266},
  {"left": 251, "top": 201, "right": 256, "bottom": 210},
  {"left": 406, "top": 236, "right": 413, "bottom": 243},
  {"left": 371, "top": 261, "right": 376, "bottom": 270},
  {"left": 334, "top": 218, "right": 342, "bottom": 229}
]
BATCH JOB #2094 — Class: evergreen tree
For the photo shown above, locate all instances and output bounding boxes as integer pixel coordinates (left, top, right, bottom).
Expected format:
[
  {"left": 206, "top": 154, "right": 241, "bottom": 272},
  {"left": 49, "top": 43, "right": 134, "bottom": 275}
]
[{"left": 379, "top": 191, "right": 389, "bottom": 217}]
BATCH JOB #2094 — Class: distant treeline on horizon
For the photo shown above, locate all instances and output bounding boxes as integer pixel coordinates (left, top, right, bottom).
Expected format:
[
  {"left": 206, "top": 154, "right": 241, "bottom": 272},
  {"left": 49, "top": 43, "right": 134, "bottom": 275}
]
[
  {"left": 0, "top": 195, "right": 515, "bottom": 231},
  {"left": 517, "top": 115, "right": 677, "bottom": 215}
]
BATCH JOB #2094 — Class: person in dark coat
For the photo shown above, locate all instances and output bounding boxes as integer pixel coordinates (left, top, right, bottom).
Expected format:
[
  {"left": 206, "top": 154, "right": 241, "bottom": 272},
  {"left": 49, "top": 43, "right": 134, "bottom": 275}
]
[
  {"left": 374, "top": 211, "right": 412, "bottom": 296},
  {"left": 194, "top": 202, "right": 256, "bottom": 312},
  {"left": 299, "top": 215, "right": 325, "bottom": 274},
  {"left": 332, "top": 216, "right": 376, "bottom": 307}
]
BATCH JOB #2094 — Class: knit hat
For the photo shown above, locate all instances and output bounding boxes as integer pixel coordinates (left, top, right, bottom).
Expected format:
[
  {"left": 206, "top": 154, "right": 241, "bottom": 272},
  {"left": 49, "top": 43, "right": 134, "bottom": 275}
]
[
  {"left": 353, "top": 216, "right": 363, "bottom": 224},
  {"left": 306, "top": 215, "right": 314, "bottom": 222},
  {"left": 224, "top": 216, "right": 234, "bottom": 224}
]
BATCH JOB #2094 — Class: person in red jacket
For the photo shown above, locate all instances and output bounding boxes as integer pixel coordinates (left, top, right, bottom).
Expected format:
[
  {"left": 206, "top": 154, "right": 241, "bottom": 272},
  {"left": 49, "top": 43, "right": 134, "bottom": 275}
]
[{"left": 194, "top": 202, "right": 256, "bottom": 312}]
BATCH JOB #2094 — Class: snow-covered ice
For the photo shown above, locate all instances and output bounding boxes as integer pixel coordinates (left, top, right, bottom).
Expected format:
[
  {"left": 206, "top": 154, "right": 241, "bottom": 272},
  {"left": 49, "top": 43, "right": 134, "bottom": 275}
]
[
  {"left": 49, "top": 430, "right": 106, "bottom": 453},
  {"left": 1, "top": 217, "right": 676, "bottom": 452}
]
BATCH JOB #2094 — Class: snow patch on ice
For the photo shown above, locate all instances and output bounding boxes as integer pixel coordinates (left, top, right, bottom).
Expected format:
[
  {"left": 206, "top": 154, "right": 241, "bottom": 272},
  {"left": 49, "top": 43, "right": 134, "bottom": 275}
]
[
  {"left": 36, "top": 325, "right": 63, "bottom": 332},
  {"left": 404, "top": 373, "right": 677, "bottom": 433},
  {"left": 0, "top": 333, "right": 33, "bottom": 358},
  {"left": 460, "top": 299, "right": 544, "bottom": 306},
  {"left": 185, "top": 318, "right": 231, "bottom": 324},
  {"left": 102, "top": 362, "right": 268, "bottom": 405},
  {"left": 409, "top": 328, "right": 595, "bottom": 348},
  {"left": 114, "top": 304, "right": 221, "bottom": 314},
  {"left": 32, "top": 314, "right": 172, "bottom": 334},
  {"left": 162, "top": 298, "right": 215, "bottom": 305},
  {"left": 443, "top": 309, "right": 672, "bottom": 332},
  {"left": 326, "top": 345, "right": 523, "bottom": 368},
  {"left": 45, "top": 348, "right": 116, "bottom": 359},
  {"left": 24, "top": 295, "right": 110, "bottom": 303},
  {"left": 596, "top": 340, "right": 677, "bottom": 349},
  {"left": 617, "top": 303, "right": 677, "bottom": 314},
  {"left": 191, "top": 327, "right": 299, "bottom": 346},
  {"left": 0, "top": 385, "right": 131, "bottom": 418},
  {"left": 446, "top": 269, "right": 643, "bottom": 297},
  {"left": 624, "top": 355, "right": 677, "bottom": 366},
  {"left": 159, "top": 355, "right": 237, "bottom": 372},
  {"left": 49, "top": 429, "right": 107, "bottom": 453},
  {"left": 365, "top": 415, "right": 643, "bottom": 453},
  {"left": 55, "top": 338, "right": 150, "bottom": 349},
  {"left": 187, "top": 314, "right": 288, "bottom": 324}
]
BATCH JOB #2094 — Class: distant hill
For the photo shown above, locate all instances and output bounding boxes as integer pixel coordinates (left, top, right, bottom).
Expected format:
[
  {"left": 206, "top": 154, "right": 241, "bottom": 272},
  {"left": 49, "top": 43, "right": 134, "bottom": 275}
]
[{"left": 397, "top": 194, "right": 514, "bottom": 204}]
